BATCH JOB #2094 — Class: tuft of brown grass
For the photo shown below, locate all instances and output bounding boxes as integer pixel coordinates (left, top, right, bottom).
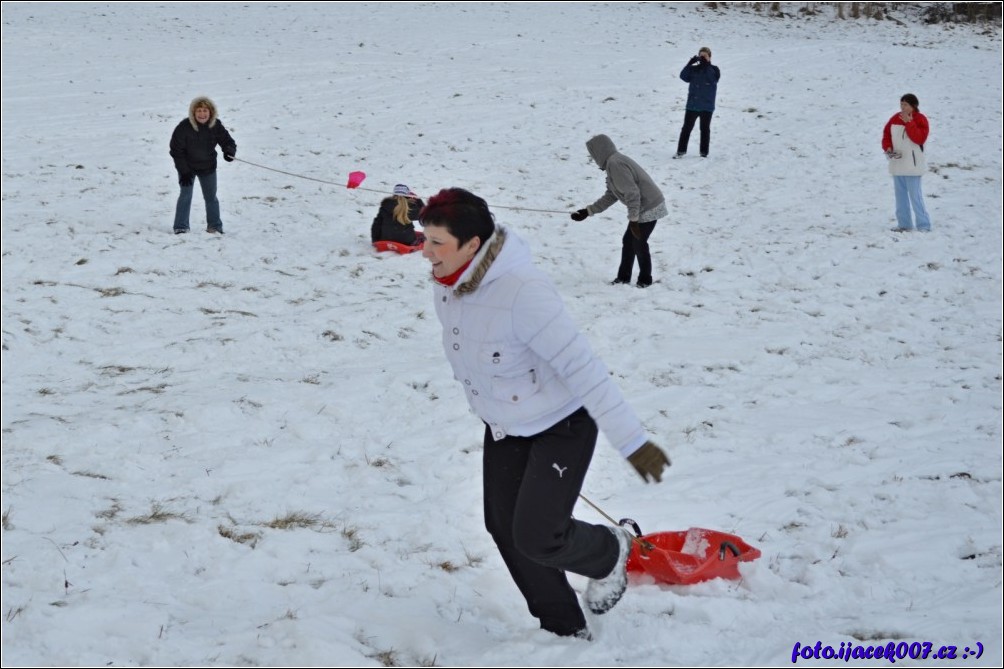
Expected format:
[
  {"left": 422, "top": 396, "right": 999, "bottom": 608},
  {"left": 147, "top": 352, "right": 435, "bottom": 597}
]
[
  {"left": 218, "top": 525, "right": 261, "bottom": 548},
  {"left": 264, "top": 511, "right": 325, "bottom": 530},
  {"left": 125, "top": 503, "right": 188, "bottom": 525},
  {"left": 71, "top": 470, "right": 110, "bottom": 480},
  {"left": 95, "top": 499, "right": 123, "bottom": 520},
  {"left": 342, "top": 525, "right": 364, "bottom": 552}
]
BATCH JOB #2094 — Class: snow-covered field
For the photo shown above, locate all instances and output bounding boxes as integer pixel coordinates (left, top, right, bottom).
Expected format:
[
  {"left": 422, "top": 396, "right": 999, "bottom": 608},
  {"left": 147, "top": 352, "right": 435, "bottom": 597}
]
[{"left": 2, "top": 2, "right": 1001, "bottom": 665}]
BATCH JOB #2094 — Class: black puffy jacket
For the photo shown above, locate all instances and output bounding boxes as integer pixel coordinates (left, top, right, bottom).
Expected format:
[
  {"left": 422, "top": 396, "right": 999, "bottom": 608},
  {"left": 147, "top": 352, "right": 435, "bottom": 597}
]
[
  {"left": 170, "top": 118, "right": 236, "bottom": 175},
  {"left": 370, "top": 197, "right": 425, "bottom": 245}
]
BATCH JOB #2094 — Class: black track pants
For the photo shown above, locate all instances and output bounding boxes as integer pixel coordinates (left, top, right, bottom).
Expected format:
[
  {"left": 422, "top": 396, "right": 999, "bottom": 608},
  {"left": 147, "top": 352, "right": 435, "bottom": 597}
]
[{"left": 482, "top": 407, "right": 619, "bottom": 636}]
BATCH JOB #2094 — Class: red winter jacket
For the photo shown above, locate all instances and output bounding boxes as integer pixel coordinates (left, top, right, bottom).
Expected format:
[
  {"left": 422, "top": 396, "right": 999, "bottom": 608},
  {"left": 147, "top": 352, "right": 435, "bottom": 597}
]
[
  {"left": 882, "top": 111, "right": 929, "bottom": 151},
  {"left": 882, "top": 111, "right": 929, "bottom": 176}
]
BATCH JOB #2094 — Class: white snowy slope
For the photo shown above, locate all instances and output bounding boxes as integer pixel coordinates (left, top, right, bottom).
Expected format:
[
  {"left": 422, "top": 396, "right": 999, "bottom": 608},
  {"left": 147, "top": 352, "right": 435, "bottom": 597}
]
[{"left": 1, "top": 2, "right": 1001, "bottom": 666}]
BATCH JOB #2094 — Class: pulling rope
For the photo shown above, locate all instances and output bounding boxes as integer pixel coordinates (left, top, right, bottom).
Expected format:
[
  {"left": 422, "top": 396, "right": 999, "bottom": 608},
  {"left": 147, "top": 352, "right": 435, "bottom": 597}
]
[
  {"left": 233, "top": 157, "right": 381, "bottom": 192},
  {"left": 578, "top": 494, "right": 654, "bottom": 551},
  {"left": 233, "top": 157, "right": 570, "bottom": 215}
]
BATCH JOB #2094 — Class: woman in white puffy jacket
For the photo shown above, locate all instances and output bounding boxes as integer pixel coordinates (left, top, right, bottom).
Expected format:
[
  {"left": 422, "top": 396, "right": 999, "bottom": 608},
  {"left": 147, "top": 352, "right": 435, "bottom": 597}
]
[
  {"left": 419, "top": 187, "right": 670, "bottom": 639},
  {"left": 882, "top": 93, "right": 932, "bottom": 232}
]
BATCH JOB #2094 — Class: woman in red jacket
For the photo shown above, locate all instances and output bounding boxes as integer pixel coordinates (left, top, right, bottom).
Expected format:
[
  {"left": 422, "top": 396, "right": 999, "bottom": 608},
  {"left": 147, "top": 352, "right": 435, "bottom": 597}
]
[{"left": 881, "top": 93, "right": 931, "bottom": 232}]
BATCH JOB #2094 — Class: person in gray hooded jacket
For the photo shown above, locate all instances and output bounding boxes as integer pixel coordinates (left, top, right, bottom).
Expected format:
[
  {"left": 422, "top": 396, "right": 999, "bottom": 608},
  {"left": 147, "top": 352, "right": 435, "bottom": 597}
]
[{"left": 570, "top": 135, "right": 667, "bottom": 287}]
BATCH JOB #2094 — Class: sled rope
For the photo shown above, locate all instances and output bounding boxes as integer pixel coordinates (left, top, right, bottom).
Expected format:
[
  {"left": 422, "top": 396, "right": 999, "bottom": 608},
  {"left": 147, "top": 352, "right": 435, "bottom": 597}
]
[
  {"left": 233, "top": 157, "right": 569, "bottom": 215},
  {"left": 578, "top": 494, "right": 653, "bottom": 550},
  {"left": 234, "top": 157, "right": 368, "bottom": 189}
]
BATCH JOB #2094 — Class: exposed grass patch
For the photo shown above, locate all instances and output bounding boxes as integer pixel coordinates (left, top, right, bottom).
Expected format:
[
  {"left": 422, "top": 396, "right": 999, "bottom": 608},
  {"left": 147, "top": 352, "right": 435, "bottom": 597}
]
[
  {"left": 95, "top": 499, "right": 123, "bottom": 520},
  {"left": 342, "top": 525, "right": 364, "bottom": 551},
  {"left": 464, "top": 548, "right": 485, "bottom": 568},
  {"left": 71, "top": 470, "right": 110, "bottom": 480},
  {"left": 434, "top": 560, "right": 460, "bottom": 573},
  {"left": 218, "top": 524, "right": 261, "bottom": 548},
  {"left": 263, "top": 511, "right": 333, "bottom": 531},
  {"left": 118, "top": 384, "right": 168, "bottom": 395},
  {"left": 125, "top": 503, "right": 188, "bottom": 525},
  {"left": 371, "top": 650, "right": 399, "bottom": 667},
  {"left": 99, "top": 365, "right": 136, "bottom": 376},
  {"left": 200, "top": 307, "right": 257, "bottom": 317},
  {"left": 236, "top": 396, "right": 263, "bottom": 410}
]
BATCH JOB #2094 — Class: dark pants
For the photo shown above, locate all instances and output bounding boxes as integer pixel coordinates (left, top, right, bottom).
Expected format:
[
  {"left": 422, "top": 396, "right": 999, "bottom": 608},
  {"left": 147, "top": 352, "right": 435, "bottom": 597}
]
[
  {"left": 677, "top": 109, "right": 714, "bottom": 156},
  {"left": 616, "top": 220, "right": 657, "bottom": 285},
  {"left": 483, "top": 407, "right": 618, "bottom": 636}
]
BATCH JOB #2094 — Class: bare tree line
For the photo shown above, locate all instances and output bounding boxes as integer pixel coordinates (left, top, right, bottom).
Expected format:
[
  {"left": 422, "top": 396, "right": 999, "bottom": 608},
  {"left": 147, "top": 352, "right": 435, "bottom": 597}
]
[{"left": 699, "top": 2, "right": 1001, "bottom": 25}]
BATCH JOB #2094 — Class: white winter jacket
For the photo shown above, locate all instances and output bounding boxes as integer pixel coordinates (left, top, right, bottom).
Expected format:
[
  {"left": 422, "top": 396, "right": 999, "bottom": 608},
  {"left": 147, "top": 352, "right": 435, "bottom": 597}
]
[
  {"left": 432, "top": 227, "right": 648, "bottom": 458},
  {"left": 884, "top": 112, "right": 928, "bottom": 177}
]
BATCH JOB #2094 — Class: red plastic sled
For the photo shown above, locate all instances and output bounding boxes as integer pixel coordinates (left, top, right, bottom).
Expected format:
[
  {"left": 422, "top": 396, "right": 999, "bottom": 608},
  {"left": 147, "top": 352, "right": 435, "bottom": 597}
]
[
  {"left": 373, "top": 240, "right": 424, "bottom": 254},
  {"left": 622, "top": 521, "right": 761, "bottom": 585}
]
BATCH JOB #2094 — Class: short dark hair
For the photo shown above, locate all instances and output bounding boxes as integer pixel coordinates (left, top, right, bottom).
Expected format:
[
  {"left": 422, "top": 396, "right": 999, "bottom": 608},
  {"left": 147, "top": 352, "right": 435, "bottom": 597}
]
[
  {"left": 419, "top": 188, "right": 495, "bottom": 247},
  {"left": 900, "top": 93, "right": 919, "bottom": 109}
]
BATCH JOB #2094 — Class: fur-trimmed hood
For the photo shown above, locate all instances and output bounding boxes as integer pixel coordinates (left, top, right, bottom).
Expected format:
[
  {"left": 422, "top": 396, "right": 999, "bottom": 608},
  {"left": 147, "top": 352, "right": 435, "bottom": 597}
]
[
  {"left": 452, "top": 227, "right": 510, "bottom": 297},
  {"left": 188, "top": 96, "right": 219, "bottom": 130},
  {"left": 430, "top": 225, "right": 648, "bottom": 456}
]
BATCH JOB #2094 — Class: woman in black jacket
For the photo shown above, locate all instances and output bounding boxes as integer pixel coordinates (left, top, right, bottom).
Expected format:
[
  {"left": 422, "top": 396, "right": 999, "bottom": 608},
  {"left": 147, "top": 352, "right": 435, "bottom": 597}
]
[
  {"left": 370, "top": 184, "right": 425, "bottom": 247},
  {"left": 170, "top": 96, "right": 237, "bottom": 234}
]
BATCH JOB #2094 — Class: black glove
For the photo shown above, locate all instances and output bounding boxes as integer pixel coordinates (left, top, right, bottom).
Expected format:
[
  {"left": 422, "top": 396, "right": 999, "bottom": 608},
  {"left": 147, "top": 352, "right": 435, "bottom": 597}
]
[
  {"left": 179, "top": 172, "right": 194, "bottom": 187},
  {"left": 570, "top": 208, "right": 589, "bottom": 222},
  {"left": 627, "top": 441, "right": 671, "bottom": 483},
  {"left": 223, "top": 153, "right": 235, "bottom": 162},
  {"left": 689, "top": 55, "right": 701, "bottom": 65},
  {"left": 629, "top": 221, "right": 641, "bottom": 239}
]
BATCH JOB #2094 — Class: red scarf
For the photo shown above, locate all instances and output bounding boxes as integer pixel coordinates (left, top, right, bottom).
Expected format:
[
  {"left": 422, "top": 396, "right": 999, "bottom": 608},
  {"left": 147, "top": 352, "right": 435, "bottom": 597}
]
[{"left": 433, "top": 259, "right": 473, "bottom": 287}]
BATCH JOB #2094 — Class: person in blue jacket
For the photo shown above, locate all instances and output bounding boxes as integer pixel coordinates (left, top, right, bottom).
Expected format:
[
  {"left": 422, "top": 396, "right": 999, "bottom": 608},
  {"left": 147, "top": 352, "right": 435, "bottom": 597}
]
[{"left": 674, "top": 47, "right": 720, "bottom": 158}]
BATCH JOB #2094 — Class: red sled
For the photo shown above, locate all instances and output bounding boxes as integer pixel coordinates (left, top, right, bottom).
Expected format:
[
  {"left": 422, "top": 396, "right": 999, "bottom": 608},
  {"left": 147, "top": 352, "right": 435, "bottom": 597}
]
[
  {"left": 373, "top": 240, "right": 424, "bottom": 254},
  {"left": 622, "top": 521, "right": 761, "bottom": 586}
]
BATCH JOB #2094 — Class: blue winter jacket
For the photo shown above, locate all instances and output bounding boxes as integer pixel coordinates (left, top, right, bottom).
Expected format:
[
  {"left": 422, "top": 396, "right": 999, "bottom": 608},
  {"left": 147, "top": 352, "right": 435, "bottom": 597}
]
[{"left": 680, "top": 59, "right": 721, "bottom": 112}]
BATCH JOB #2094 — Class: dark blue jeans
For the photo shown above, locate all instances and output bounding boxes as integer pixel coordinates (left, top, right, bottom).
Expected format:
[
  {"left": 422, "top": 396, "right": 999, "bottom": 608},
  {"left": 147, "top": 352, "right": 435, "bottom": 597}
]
[
  {"left": 482, "top": 407, "right": 618, "bottom": 636},
  {"left": 174, "top": 171, "right": 222, "bottom": 232},
  {"left": 677, "top": 109, "right": 714, "bottom": 156}
]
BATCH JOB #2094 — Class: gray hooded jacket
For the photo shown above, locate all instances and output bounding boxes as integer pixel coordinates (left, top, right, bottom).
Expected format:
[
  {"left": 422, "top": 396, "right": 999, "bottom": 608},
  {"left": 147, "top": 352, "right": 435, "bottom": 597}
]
[{"left": 585, "top": 134, "right": 666, "bottom": 222}]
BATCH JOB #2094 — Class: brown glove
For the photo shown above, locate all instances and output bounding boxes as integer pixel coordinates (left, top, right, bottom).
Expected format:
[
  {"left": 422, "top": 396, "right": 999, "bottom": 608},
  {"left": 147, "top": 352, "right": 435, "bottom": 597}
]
[
  {"left": 627, "top": 441, "right": 670, "bottom": 483},
  {"left": 629, "top": 221, "right": 642, "bottom": 239}
]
